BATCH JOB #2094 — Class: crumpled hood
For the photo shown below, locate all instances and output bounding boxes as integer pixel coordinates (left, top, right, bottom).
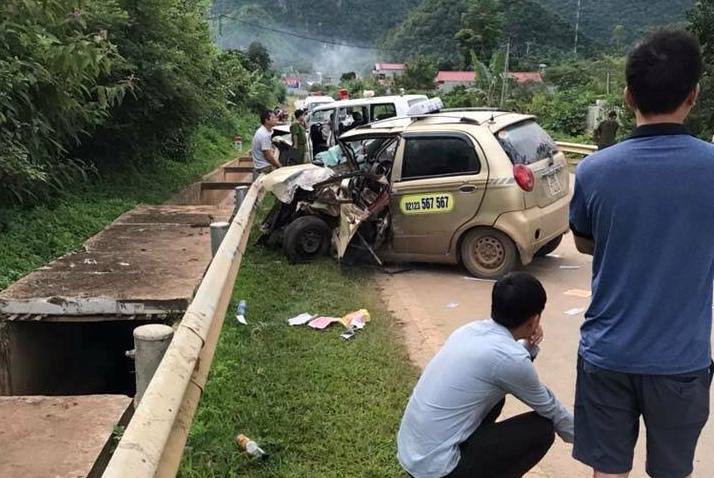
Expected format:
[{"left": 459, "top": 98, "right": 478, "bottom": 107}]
[{"left": 261, "top": 164, "right": 335, "bottom": 203}]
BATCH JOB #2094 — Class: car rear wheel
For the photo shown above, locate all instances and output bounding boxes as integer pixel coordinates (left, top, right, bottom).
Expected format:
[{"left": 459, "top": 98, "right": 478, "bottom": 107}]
[
  {"left": 283, "top": 215, "right": 331, "bottom": 263},
  {"left": 535, "top": 234, "right": 563, "bottom": 258},
  {"left": 461, "top": 228, "right": 518, "bottom": 279}
]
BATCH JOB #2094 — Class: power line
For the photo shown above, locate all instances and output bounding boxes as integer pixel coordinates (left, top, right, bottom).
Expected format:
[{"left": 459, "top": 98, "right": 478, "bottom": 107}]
[{"left": 209, "top": 13, "right": 406, "bottom": 52}]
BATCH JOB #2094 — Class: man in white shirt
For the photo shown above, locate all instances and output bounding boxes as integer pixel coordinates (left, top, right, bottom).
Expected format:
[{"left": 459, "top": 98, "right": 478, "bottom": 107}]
[
  {"left": 397, "top": 272, "right": 574, "bottom": 478},
  {"left": 251, "top": 110, "right": 281, "bottom": 180}
]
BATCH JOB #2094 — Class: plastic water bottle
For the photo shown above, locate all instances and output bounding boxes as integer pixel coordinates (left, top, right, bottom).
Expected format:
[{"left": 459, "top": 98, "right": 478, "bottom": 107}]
[
  {"left": 236, "top": 434, "right": 266, "bottom": 459},
  {"left": 236, "top": 300, "right": 247, "bottom": 325}
]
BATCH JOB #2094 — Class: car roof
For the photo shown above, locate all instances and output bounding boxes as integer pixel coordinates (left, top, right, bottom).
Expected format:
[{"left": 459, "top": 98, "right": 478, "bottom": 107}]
[
  {"left": 311, "top": 95, "right": 428, "bottom": 112},
  {"left": 339, "top": 109, "right": 535, "bottom": 139},
  {"left": 305, "top": 96, "right": 335, "bottom": 104}
]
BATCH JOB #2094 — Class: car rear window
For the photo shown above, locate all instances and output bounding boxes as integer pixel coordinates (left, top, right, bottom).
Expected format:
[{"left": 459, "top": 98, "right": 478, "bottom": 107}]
[
  {"left": 496, "top": 120, "right": 556, "bottom": 165},
  {"left": 402, "top": 136, "right": 479, "bottom": 180}
]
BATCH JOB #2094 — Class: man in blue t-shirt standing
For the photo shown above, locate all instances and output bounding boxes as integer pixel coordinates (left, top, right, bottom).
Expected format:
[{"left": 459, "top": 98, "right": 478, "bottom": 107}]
[{"left": 570, "top": 31, "right": 714, "bottom": 478}]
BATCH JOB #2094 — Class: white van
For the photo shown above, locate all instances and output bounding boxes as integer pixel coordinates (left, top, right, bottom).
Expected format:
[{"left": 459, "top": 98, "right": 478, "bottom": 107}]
[
  {"left": 304, "top": 95, "right": 428, "bottom": 158},
  {"left": 295, "top": 95, "right": 335, "bottom": 113}
]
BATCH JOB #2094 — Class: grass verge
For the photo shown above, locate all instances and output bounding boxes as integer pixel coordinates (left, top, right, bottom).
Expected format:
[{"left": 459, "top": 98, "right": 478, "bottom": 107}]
[
  {"left": 179, "top": 225, "right": 418, "bottom": 477},
  {"left": 0, "top": 117, "right": 255, "bottom": 289}
]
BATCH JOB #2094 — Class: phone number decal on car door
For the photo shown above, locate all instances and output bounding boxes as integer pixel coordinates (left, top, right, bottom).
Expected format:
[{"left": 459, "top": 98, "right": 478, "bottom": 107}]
[{"left": 400, "top": 193, "right": 455, "bottom": 215}]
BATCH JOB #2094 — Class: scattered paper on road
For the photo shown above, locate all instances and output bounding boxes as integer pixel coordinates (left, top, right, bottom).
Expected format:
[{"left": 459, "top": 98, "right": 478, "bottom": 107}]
[
  {"left": 340, "top": 309, "right": 371, "bottom": 329},
  {"left": 564, "top": 308, "right": 586, "bottom": 316},
  {"left": 446, "top": 302, "right": 459, "bottom": 309},
  {"left": 559, "top": 265, "right": 581, "bottom": 270},
  {"left": 464, "top": 277, "right": 497, "bottom": 283},
  {"left": 564, "top": 289, "right": 592, "bottom": 298},
  {"left": 288, "top": 313, "right": 314, "bottom": 326}
]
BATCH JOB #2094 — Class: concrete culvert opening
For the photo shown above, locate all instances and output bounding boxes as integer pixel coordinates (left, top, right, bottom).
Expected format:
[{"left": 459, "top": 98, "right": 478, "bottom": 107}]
[{"left": 0, "top": 319, "right": 172, "bottom": 396}]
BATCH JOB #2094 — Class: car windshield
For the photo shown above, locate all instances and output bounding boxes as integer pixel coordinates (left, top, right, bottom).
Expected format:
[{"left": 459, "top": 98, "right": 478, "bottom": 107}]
[
  {"left": 342, "top": 137, "right": 396, "bottom": 170},
  {"left": 496, "top": 120, "right": 557, "bottom": 165},
  {"left": 310, "top": 109, "right": 333, "bottom": 125}
]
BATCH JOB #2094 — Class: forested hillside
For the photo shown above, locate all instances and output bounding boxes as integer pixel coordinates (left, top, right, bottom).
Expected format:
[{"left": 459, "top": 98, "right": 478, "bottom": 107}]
[
  {"left": 379, "top": 0, "right": 594, "bottom": 68},
  {"left": 538, "top": 0, "right": 694, "bottom": 45}
]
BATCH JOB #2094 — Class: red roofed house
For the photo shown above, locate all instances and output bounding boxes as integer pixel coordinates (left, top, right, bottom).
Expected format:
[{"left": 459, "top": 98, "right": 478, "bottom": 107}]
[
  {"left": 373, "top": 63, "right": 406, "bottom": 84},
  {"left": 434, "top": 71, "right": 476, "bottom": 92},
  {"left": 508, "top": 72, "right": 544, "bottom": 85}
]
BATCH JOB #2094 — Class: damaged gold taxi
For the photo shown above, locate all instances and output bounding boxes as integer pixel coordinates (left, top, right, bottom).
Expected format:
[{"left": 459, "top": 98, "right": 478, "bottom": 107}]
[{"left": 259, "top": 105, "right": 570, "bottom": 279}]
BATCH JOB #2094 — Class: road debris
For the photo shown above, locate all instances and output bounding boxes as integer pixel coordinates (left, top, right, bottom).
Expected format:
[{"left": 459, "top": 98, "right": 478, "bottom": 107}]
[
  {"left": 464, "top": 277, "right": 497, "bottom": 283},
  {"left": 446, "top": 302, "right": 459, "bottom": 309},
  {"left": 235, "top": 434, "right": 267, "bottom": 459},
  {"left": 564, "top": 289, "right": 592, "bottom": 298},
  {"left": 236, "top": 300, "right": 247, "bottom": 325},
  {"left": 308, "top": 316, "right": 341, "bottom": 330},
  {"left": 564, "top": 307, "right": 586, "bottom": 316},
  {"left": 287, "top": 312, "right": 314, "bottom": 326}
]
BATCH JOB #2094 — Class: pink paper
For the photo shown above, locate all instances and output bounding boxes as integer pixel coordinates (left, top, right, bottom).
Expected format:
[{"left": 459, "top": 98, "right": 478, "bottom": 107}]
[{"left": 308, "top": 316, "right": 340, "bottom": 330}]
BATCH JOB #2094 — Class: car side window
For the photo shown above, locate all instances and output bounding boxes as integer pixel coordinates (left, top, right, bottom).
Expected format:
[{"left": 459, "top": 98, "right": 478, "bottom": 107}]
[
  {"left": 401, "top": 136, "right": 479, "bottom": 180},
  {"left": 370, "top": 103, "right": 397, "bottom": 121}
]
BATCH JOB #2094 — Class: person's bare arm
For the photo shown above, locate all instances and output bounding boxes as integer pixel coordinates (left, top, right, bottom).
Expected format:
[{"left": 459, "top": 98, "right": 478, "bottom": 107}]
[
  {"left": 573, "top": 234, "right": 594, "bottom": 255},
  {"left": 263, "top": 149, "right": 281, "bottom": 168}
]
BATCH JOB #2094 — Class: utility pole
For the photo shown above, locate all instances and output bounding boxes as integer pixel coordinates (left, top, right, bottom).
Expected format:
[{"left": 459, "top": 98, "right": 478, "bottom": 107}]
[
  {"left": 500, "top": 37, "right": 511, "bottom": 109},
  {"left": 574, "top": 0, "right": 583, "bottom": 55}
]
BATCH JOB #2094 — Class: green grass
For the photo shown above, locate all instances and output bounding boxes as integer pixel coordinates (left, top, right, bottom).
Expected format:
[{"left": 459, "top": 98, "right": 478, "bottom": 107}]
[
  {"left": 179, "top": 231, "right": 418, "bottom": 478},
  {"left": 0, "top": 119, "right": 254, "bottom": 290}
]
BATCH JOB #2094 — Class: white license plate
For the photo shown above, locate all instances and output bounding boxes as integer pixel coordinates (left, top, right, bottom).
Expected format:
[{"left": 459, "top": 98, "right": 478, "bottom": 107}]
[{"left": 546, "top": 173, "right": 563, "bottom": 195}]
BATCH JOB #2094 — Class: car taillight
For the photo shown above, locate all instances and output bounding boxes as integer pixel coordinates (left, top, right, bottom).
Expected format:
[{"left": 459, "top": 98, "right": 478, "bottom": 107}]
[{"left": 513, "top": 164, "right": 535, "bottom": 192}]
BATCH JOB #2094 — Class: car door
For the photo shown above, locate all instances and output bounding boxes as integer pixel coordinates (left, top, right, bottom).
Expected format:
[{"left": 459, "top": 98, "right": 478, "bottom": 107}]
[{"left": 390, "top": 132, "right": 488, "bottom": 255}]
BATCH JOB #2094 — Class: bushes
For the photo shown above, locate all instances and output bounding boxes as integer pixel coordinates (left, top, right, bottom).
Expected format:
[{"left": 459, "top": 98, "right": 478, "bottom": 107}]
[
  {"left": 0, "top": 0, "right": 128, "bottom": 202},
  {"left": 0, "top": 0, "right": 283, "bottom": 205}
]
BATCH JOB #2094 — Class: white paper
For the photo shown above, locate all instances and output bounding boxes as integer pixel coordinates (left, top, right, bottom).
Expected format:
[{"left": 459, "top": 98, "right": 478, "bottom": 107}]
[
  {"left": 236, "top": 315, "right": 248, "bottom": 325},
  {"left": 446, "top": 302, "right": 459, "bottom": 309},
  {"left": 288, "top": 313, "right": 314, "bottom": 326},
  {"left": 564, "top": 308, "right": 586, "bottom": 316}
]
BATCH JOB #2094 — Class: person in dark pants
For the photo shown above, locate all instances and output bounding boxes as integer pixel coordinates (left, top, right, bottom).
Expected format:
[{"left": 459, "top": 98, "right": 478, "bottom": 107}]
[
  {"left": 594, "top": 110, "right": 619, "bottom": 149},
  {"left": 289, "top": 109, "right": 307, "bottom": 165},
  {"left": 397, "top": 273, "right": 574, "bottom": 478},
  {"left": 570, "top": 31, "right": 714, "bottom": 478}
]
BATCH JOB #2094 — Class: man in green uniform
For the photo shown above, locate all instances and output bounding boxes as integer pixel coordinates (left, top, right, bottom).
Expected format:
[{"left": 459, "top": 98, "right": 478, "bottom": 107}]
[
  {"left": 290, "top": 109, "right": 307, "bottom": 164},
  {"left": 593, "top": 111, "right": 619, "bottom": 150}
]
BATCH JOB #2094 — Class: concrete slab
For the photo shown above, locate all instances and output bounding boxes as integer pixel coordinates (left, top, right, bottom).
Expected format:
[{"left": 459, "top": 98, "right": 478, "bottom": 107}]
[
  {"left": 0, "top": 395, "right": 132, "bottom": 478},
  {"left": 0, "top": 205, "right": 231, "bottom": 317}
]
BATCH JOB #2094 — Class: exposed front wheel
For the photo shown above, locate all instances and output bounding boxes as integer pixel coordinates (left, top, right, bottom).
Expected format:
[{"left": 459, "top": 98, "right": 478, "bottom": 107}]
[
  {"left": 283, "top": 215, "right": 331, "bottom": 263},
  {"left": 461, "top": 228, "right": 518, "bottom": 279}
]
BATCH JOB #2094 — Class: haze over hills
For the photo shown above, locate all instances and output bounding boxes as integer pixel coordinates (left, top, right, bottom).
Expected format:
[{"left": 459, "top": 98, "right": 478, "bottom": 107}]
[{"left": 211, "top": 0, "right": 696, "bottom": 72}]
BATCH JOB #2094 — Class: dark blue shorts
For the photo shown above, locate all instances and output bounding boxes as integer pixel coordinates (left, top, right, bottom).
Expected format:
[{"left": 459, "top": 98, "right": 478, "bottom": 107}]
[{"left": 573, "top": 356, "right": 712, "bottom": 477}]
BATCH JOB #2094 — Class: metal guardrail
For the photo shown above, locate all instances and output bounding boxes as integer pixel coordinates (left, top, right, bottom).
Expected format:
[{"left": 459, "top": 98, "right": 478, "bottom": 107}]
[
  {"left": 556, "top": 141, "right": 598, "bottom": 155},
  {"left": 103, "top": 179, "right": 264, "bottom": 478}
]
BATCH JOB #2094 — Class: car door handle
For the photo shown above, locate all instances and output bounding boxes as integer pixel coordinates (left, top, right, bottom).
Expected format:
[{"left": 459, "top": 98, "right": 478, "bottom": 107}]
[{"left": 459, "top": 185, "right": 477, "bottom": 193}]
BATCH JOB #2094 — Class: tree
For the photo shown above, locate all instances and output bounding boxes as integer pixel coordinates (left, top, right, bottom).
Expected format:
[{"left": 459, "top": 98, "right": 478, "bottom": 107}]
[
  {"left": 340, "top": 72, "right": 357, "bottom": 81},
  {"left": 247, "top": 41, "right": 271, "bottom": 72},
  {"left": 689, "top": 0, "right": 714, "bottom": 138},
  {"left": 398, "top": 56, "right": 438, "bottom": 91},
  {"left": 455, "top": 0, "right": 505, "bottom": 68},
  {"left": 611, "top": 24, "right": 625, "bottom": 51}
]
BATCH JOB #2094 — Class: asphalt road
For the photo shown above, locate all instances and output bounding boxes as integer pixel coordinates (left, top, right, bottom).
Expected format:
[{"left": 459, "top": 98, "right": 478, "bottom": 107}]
[{"left": 379, "top": 234, "right": 714, "bottom": 478}]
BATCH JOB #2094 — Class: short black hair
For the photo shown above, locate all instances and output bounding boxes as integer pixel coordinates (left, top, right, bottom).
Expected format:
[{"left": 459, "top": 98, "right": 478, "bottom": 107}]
[
  {"left": 491, "top": 272, "right": 547, "bottom": 329},
  {"left": 608, "top": 110, "right": 617, "bottom": 118},
  {"left": 294, "top": 109, "right": 305, "bottom": 120},
  {"left": 260, "top": 110, "right": 274, "bottom": 125},
  {"left": 626, "top": 31, "right": 703, "bottom": 115}
]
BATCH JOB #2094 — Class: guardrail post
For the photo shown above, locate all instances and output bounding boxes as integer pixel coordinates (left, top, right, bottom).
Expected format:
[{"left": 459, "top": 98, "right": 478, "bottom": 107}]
[
  {"left": 234, "top": 186, "right": 248, "bottom": 214},
  {"left": 210, "top": 221, "right": 230, "bottom": 256},
  {"left": 130, "top": 324, "right": 174, "bottom": 406}
]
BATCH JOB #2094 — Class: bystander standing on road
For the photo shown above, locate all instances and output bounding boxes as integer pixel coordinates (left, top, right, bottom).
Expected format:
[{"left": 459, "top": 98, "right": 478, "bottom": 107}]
[
  {"left": 570, "top": 31, "right": 714, "bottom": 478},
  {"left": 289, "top": 109, "right": 307, "bottom": 165},
  {"left": 593, "top": 111, "right": 619, "bottom": 149},
  {"left": 397, "top": 273, "right": 574, "bottom": 478},
  {"left": 251, "top": 110, "right": 281, "bottom": 181}
]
